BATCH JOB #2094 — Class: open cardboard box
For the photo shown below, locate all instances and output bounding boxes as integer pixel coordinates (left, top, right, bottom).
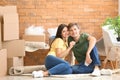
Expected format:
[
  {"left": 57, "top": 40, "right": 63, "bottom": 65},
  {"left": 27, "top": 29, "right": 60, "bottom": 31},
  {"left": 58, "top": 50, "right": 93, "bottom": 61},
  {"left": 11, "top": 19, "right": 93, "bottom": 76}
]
[{"left": 22, "top": 34, "right": 45, "bottom": 42}]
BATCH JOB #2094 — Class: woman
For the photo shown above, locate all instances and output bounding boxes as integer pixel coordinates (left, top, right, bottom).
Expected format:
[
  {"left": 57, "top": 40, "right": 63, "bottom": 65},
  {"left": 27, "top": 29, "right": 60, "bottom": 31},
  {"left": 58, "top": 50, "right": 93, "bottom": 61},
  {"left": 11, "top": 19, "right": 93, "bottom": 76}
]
[
  {"left": 67, "top": 23, "right": 101, "bottom": 76},
  {"left": 32, "top": 24, "right": 75, "bottom": 78}
]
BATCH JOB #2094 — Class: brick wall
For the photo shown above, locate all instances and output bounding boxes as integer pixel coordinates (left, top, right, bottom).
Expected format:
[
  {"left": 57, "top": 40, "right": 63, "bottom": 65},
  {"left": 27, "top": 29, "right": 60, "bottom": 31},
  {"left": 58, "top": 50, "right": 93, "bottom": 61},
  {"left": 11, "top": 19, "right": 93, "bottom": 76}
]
[{"left": 0, "top": 0, "right": 118, "bottom": 43}]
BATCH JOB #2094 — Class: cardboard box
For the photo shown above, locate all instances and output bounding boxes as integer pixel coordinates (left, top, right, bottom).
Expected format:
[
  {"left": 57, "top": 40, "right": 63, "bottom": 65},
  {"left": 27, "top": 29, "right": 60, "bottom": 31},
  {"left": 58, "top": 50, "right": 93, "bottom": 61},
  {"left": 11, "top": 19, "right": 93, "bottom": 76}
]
[
  {"left": 24, "top": 49, "right": 49, "bottom": 66},
  {"left": 0, "top": 6, "right": 17, "bottom": 17},
  {"left": 0, "top": 6, "right": 19, "bottom": 41},
  {"left": 3, "top": 23, "right": 19, "bottom": 41},
  {"left": 2, "top": 13, "right": 19, "bottom": 41},
  {"left": 7, "top": 57, "right": 24, "bottom": 72},
  {"left": 0, "top": 16, "right": 2, "bottom": 49},
  {"left": 22, "top": 35, "right": 45, "bottom": 42},
  {"left": 0, "top": 6, "right": 4, "bottom": 15},
  {"left": 0, "top": 49, "right": 7, "bottom": 76},
  {"left": 2, "top": 40, "right": 25, "bottom": 58},
  {"left": 7, "top": 57, "right": 24, "bottom": 67},
  {"left": 1, "top": 6, "right": 17, "bottom": 14},
  {"left": 3, "top": 13, "right": 19, "bottom": 24}
]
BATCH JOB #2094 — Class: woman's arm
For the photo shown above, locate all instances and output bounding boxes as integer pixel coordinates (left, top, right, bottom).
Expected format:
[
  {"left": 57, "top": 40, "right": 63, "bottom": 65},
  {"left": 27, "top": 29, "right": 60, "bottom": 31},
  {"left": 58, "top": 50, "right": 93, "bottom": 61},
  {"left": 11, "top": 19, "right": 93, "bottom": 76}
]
[{"left": 56, "top": 41, "right": 75, "bottom": 59}]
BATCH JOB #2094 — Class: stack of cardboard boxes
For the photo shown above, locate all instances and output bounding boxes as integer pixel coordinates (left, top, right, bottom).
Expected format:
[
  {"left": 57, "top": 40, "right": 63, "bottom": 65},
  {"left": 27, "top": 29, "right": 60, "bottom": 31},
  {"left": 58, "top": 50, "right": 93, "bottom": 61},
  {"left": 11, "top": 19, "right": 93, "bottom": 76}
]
[{"left": 0, "top": 6, "right": 25, "bottom": 76}]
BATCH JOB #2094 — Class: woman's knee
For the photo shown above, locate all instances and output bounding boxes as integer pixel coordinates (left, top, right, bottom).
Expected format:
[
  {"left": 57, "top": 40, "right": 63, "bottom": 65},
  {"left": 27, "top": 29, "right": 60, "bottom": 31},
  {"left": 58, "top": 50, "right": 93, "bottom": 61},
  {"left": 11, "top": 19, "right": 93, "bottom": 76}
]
[
  {"left": 63, "top": 63, "right": 72, "bottom": 74},
  {"left": 45, "top": 55, "right": 54, "bottom": 69},
  {"left": 60, "top": 63, "right": 71, "bottom": 70},
  {"left": 45, "top": 55, "right": 54, "bottom": 61}
]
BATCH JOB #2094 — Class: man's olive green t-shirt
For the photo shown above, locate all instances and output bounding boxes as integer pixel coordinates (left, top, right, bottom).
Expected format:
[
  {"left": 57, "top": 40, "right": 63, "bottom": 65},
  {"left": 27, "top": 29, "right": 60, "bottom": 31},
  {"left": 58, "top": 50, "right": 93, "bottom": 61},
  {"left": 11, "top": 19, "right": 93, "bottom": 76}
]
[{"left": 68, "top": 33, "right": 89, "bottom": 63}]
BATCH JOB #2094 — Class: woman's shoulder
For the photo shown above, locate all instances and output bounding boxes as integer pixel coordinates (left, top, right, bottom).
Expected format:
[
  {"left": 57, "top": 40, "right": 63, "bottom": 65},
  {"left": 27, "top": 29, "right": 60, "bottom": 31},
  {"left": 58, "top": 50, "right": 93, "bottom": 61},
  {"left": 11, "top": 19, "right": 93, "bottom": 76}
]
[
  {"left": 55, "top": 38, "right": 63, "bottom": 40},
  {"left": 54, "top": 38, "right": 64, "bottom": 42}
]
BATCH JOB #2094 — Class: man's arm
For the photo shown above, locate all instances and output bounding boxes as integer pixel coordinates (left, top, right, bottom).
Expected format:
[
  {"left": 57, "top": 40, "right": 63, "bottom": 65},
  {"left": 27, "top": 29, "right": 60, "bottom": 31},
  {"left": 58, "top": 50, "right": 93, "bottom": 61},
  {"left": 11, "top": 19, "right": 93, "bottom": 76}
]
[{"left": 85, "top": 35, "right": 96, "bottom": 65}]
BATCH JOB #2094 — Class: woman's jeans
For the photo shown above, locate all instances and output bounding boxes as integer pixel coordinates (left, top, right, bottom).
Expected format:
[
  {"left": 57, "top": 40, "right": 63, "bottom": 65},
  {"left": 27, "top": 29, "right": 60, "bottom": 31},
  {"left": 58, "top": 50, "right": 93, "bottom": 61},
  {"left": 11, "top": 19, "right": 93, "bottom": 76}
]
[
  {"left": 45, "top": 55, "right": 72, "bottom": 75},
  {"left": 72, "top": 46, "right": 101, "bottom": 74}
]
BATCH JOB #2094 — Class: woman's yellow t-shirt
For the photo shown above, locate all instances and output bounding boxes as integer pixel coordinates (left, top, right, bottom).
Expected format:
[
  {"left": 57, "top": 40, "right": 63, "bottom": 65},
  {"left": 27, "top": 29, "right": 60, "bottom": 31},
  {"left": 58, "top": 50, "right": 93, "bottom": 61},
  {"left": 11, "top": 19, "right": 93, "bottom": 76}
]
[{"left": 47, "top": 38, "right": 67, "bottom": 59}]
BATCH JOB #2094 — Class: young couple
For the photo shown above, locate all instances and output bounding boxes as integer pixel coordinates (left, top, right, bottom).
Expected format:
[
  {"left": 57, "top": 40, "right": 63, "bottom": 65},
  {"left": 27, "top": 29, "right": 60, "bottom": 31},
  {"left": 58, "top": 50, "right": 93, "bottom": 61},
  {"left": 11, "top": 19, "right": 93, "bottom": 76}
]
[{"left": 32, "top": 23, "right": 101, "bottom": 78}]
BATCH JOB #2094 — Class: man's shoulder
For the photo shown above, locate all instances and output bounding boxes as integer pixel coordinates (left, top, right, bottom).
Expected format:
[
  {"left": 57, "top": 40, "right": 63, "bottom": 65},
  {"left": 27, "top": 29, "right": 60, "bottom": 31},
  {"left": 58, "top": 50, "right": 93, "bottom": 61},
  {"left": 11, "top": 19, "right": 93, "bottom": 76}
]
[{"left": 80, "top": 33, "right": 89, "bottom": 38}]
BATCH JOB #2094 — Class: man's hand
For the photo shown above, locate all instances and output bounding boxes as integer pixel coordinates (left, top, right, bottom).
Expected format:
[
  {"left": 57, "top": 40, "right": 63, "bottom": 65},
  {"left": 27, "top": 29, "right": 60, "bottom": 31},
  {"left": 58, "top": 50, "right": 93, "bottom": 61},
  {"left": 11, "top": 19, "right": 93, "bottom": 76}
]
[
  {"left": 69, "top": 41, "right": 75, "bottom": 48},
  {"left": 85, "top": 54, "right": 92, "bottom": 66}
]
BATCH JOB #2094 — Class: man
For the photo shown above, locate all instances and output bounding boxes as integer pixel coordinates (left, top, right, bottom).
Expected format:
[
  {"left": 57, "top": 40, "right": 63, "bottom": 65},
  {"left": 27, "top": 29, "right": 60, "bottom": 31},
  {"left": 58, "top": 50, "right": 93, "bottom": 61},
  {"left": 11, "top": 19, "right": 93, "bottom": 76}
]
[{"left": 67, "top": 23, "right": 101, "bottom": 76}]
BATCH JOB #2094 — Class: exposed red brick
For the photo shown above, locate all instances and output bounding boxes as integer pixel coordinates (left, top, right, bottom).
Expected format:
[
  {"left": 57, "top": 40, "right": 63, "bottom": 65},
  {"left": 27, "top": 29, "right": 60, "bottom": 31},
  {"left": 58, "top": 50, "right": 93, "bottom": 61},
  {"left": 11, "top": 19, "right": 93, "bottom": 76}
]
[{"left": 0, "top": 0, "right": 118, "bottom": 41}]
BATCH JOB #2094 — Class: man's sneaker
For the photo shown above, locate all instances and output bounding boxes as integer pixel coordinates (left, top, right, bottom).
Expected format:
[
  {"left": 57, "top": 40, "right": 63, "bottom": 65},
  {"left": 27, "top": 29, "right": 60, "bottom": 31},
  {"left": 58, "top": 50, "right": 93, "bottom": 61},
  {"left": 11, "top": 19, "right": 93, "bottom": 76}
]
[
  {"left": 100, "top": 69, "right": 112, "bottom": 75},
  {"left": 32, "top": 70, "right": 44, "bottom": 78},
  {"left": 91, "top": 69, "right": 101, "bottom": 77}
]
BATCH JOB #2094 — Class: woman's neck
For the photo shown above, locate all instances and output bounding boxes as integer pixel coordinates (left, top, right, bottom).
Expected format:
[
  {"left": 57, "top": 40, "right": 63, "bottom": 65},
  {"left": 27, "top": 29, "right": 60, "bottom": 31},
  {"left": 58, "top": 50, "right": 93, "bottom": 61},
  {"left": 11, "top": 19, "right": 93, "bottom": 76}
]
[{"left": 63, "top": 37, "right": 67, "bottom": 42}]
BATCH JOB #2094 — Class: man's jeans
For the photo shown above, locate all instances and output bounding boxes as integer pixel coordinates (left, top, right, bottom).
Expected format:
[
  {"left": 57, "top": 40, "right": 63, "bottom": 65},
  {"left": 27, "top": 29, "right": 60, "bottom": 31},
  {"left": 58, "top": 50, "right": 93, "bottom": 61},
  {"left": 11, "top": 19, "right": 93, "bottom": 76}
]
[{"left": 72, "top": 46, "right": 101, "bottom": 74}]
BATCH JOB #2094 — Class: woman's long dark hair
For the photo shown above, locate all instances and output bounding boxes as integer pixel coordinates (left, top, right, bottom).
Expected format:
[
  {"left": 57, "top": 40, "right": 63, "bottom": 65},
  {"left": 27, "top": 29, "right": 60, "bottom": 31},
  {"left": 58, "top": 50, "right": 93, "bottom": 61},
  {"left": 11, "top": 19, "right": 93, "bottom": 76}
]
[
  {"left": 55, "top": 24, "right": 67, "bottom": 39},
  {"left": 50, "top": 24, "right": 67, "bottom": 46}
]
